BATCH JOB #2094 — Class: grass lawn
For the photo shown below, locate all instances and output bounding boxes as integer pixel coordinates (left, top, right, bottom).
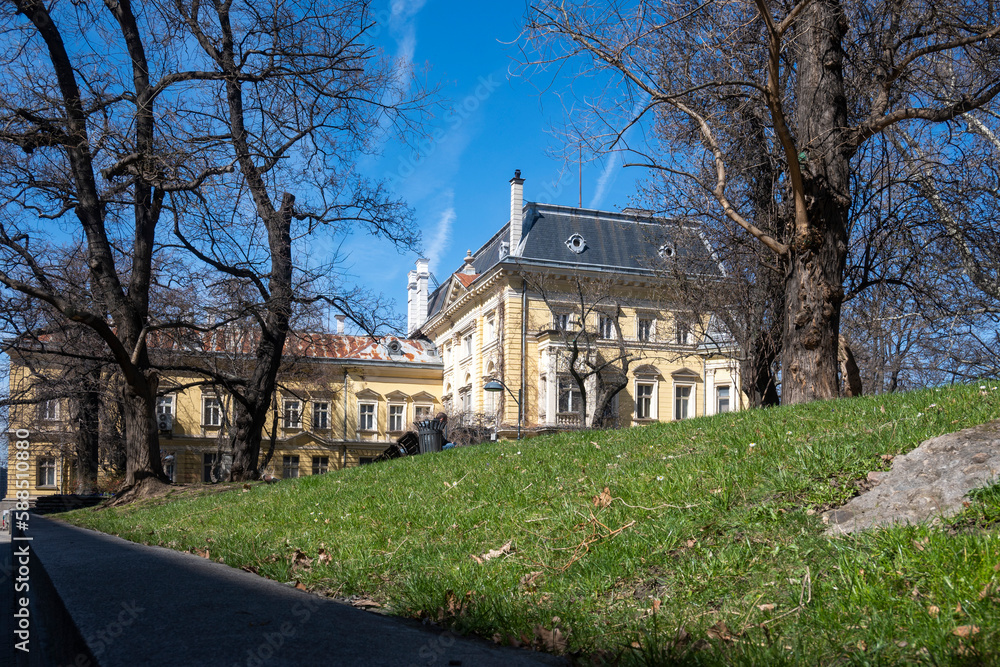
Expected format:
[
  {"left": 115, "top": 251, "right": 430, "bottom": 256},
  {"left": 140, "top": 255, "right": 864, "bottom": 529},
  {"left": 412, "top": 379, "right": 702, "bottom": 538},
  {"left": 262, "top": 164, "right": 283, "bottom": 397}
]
[{"left": 63, "top": 383, "right": 1000, "bottom": 665}]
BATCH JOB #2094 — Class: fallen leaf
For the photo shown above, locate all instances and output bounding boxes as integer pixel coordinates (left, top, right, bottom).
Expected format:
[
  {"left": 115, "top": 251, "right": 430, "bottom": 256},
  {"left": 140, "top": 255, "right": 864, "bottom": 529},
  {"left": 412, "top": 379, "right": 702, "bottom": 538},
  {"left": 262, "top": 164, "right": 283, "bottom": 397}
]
[
  {"left": 294, "top": 582, "right": 307, "bottom": 591},
  {"left": 242, "top": 483, "right": 252, "bottom": 492},
  {"left": 533, "top": 624, "right": 568, "bottom": 653},
  {"left": 316, "top": 548, "right": 332, "bottom": 565},
  {"left": 195, "top": 548, "right": 210, "bottom": 559},
  {"left": 593, "top": 487, "right": 612, "bottom": 508},
  {"left": 880, "top": 405, "right": 886, "bottom": 414},
  {"left": 686, "top": 539, "right": 697, "bottom": 548},
  {"left": 290, "top": 549, "right": 313, "bottom": 571},
  {"left": 473, "top": 540, "right": 514, "bottom": 564},
  {"left": 955, "top": 602, "right": 964, "bottom": 615},
  {"left": 470, "top": 554, "right": 484, "bottom": 565},
  {"left": 351, "top": 598, "right": 382, "bottom": 609},
  {"left": 651, "top": 599, "right": 661, "bottom": 613},
  {"left": 912, "top": 539, "right": 925, "bottom": 552},
  {"left": 896, "top": 641, "right": 908, "bottom": 648},
  {"left": 858, "top": 640, "right": 867, "bottom": 651},
  {"left": 757, "top": 603, "right": 776, "bottom": 612},
  {"left": 591, "top": 441, "right": 600, "bottom": 449},
  {"left": 630, "top": 641, "right": 641, "bottom": 649},
  {"left": 520, "top": 571, "right": 543, "bottom": 589},
  {"left": 706, "top": 621, "right": 733, "bottom": 642},
  {"left": 928, "top": 605, "right": 940, "bottom": 618},
  {"left": 953, "top": 625, "right": 980, "bottom": 638},
  {"left": 980, "top": 582, "right": 994, "bottom": 599}
]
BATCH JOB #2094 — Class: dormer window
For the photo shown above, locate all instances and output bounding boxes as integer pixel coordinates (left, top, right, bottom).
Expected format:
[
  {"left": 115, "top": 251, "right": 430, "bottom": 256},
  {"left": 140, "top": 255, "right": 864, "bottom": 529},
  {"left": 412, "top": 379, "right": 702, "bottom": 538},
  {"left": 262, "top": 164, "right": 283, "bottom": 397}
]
[
  {"left": 658, "top": 242, "right": 676, "bottom": 259},
  {"left": 499, "top": 241, "right": 510, "bottom": 258},
  {"left": 565, "top": 234, "right": 587, "bottom": 254}
]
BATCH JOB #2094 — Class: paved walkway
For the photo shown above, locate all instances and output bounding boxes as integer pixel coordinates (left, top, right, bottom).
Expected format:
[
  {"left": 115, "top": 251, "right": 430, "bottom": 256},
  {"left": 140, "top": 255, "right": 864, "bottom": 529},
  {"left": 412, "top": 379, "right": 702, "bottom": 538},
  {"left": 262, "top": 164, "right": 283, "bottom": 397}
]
[{"left": 16, "top": 517, "right": 566, "bottom": 666}]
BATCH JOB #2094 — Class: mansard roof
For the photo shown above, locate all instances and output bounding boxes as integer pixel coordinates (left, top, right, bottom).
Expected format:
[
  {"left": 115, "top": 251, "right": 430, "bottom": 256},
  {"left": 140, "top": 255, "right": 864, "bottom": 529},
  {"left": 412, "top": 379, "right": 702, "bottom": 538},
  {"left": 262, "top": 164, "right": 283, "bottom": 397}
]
[{"left": 424, "top": 202, "right": 725, "bottom": 322}]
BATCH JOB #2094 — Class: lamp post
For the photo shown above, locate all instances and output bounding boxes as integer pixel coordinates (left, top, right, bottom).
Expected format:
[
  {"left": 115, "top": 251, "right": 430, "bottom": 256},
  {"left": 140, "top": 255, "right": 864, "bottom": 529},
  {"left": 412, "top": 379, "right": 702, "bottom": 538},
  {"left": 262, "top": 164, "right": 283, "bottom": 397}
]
[{"left": 483, "top": 378, "right": 521, "bottom": 440}]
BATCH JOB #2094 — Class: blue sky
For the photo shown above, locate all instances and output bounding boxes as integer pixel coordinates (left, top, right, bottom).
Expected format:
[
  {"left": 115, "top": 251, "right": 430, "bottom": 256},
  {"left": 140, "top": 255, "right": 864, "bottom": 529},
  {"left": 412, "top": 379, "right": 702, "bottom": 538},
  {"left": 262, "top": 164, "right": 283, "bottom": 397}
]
[{"left": 338, "top": 0, "right": 648, "bottom": 320}]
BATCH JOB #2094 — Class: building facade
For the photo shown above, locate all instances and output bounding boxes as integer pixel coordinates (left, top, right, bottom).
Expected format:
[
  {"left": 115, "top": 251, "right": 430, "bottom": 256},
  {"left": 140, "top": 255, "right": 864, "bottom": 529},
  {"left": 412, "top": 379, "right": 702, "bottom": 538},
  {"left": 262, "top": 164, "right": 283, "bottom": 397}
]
[{"left": 406, "top": 171, "right": 742, "bottom": 435}]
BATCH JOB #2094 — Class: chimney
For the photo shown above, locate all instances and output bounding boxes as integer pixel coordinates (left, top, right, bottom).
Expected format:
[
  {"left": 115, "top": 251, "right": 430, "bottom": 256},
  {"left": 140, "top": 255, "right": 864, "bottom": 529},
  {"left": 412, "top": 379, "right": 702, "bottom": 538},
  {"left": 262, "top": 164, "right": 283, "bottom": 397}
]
[
  {"left": 335, "top": 314, "right": 346, "bottom": 334},
  {"left": 509, "top": 169, "right": 524, "bottom": 255},
  {"left": 408, "top": 258, "right": 430, "bottom": 334}
]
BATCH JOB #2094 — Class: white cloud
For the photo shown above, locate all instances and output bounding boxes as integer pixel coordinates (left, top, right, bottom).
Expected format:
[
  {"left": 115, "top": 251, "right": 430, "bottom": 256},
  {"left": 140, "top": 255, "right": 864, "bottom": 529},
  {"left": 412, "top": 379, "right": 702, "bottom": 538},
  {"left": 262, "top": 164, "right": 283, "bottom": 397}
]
[{"left": 424, "top": 192, "right": 455, "bottom": 276}]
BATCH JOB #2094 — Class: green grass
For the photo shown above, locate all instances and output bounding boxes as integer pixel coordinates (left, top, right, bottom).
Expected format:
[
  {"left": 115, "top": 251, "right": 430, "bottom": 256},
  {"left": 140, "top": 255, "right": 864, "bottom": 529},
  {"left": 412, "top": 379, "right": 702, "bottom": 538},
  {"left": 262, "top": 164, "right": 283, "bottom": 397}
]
[{"left": 63, "top": 383, "right": 1000, "bottom": 665}]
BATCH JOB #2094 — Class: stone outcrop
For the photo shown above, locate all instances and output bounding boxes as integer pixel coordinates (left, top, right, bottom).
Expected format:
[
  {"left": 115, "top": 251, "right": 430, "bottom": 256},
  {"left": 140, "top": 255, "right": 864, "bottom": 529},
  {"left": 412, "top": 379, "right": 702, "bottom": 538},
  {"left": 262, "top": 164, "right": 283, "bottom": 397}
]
[{"left": 824, "top": 420, "right": 1000, "bottom": 535}]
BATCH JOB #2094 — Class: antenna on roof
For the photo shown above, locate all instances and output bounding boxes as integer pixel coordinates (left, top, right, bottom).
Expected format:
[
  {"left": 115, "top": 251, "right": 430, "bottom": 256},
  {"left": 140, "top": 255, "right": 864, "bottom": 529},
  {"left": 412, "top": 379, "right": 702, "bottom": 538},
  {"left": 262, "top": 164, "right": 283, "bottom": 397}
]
[{"left": 578, "top": 143, "right": 583, "bottom": 208}]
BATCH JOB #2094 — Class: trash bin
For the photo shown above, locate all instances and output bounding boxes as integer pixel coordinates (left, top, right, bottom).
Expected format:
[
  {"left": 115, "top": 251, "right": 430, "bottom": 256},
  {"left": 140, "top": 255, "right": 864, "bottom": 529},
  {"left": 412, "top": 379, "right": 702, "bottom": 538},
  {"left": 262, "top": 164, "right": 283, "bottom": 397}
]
[{"left": 416, "top": 419, "right": 445, "bottom": 454}]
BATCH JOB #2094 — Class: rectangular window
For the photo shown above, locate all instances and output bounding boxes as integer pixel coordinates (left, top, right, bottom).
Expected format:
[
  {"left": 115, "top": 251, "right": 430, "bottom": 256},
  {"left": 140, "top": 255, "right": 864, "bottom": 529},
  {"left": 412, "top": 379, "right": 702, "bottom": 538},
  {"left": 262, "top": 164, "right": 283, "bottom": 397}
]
[
  {"left": 717, "top": 386, "right": 731, "bottom": 413},
  {"left": 203, "top": 396, "right": 222, "bottom": 427},
  {"left": 388, "top": 404, "right": 405, "bottom": 432},
  {"left": 414, "top": 405, "right": 433, "bottom": 423},
  {"left": 443, "top": 343, "right": 451, "bottom": 365},
  {"left": 599, "top": 315, "right": 615, "bottom": 339},
  {"left": 156, "top": 395, "right": 174, "bottom": 416},
  {"left": 675, "top": 319, "right": 691, "bottom": 345},
  {"left": 484, "top": 389, "right": 496, "bottom": 413},
  {"left": 463, "top": 332, "right": 473, "bottom": 357},
  {"left": 486, "top": 314, "right": 496, "bottom": 341},
  {"left": 312, "top": 401, "right": 330, "bottom": 429},
  {"left": 358, "top": 403, "right": 376, "bottom": 431},
  {"left": 37, "top": 457, "right": 56, "bottom": 487},
  {"left": 637, "top": 318, "right": 653, "bottom": 342},
  {"left": 675, "top": 385, "right": 693, "bottom": 420},
  {"left": 284, "top": 399, "right": 301, "bottom": 429},
  {"left": 460, "top": 390, "right": 472, "bottom": 415},
  {"left": 554, "top": 312, "right": 569, "bottom": 331},
  {"left": 203, "top": 453, "right": 218, "bottom": 483},
  {"left": 636, "top": 383, "right": 654, "bottom": 419},
  {"left": 42, "top": 400, "right": 59, "bottom": 421},
  {"left": 312, "top": 456, "right": 329, "bottom": 475},
  {"left": 558, "top": 377, "right": 582, "bottom": 413},
  {"left": 282, "top": 455, "right": 299, "bottom": 479}
]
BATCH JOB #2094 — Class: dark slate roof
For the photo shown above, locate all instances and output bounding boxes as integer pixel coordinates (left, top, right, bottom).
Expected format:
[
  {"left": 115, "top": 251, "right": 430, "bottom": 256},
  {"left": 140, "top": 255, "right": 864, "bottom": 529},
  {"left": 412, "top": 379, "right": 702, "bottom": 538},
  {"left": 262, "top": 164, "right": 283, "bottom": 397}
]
[{"left": 424, "top": 203, "right": 724, "bottom": 322}]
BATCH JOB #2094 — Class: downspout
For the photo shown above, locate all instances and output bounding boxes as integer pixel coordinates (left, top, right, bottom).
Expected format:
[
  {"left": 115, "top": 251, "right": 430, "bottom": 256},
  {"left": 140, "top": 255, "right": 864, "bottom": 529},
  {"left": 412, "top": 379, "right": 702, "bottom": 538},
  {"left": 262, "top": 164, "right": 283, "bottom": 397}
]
[
  {"left": 702, "top": 356, "right": 707, "bottom": 417},
  {"left": 342, "top": 369, "right": 349, "bottom": 469},
  {"left": 520, "top": 280, "right": 527, "bottom": 430}
]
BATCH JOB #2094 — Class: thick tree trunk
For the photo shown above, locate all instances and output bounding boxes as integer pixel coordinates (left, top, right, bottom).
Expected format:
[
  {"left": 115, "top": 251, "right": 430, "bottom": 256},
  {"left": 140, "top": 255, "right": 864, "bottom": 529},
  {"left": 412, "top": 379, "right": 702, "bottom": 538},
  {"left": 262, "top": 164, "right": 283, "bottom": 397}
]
[
  {"left": 120, "top": 372, "right": 166, "bottom": 487},
  {"left": 741, "top": 340, "right": 780, "bottom": 408},
  {"left": 782, "top": 0, "right": 851, "bottom": 405},
  {"left": 73, "top": 366, "right": 101, "bottom": 494}
]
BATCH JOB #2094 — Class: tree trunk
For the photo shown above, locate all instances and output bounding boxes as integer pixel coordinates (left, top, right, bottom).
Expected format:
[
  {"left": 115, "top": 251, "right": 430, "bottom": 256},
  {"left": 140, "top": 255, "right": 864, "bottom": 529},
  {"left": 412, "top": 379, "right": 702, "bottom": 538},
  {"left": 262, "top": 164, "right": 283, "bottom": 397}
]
[
  {"left": 120, "top": 372, "right": 165, "bottom": 487},
  {"left": 228, "top": 195, "right": 294, "bottom": 482},
  {"left": 782, "top": 0, "right": 851, "bottom": 404},
  {"left": 838, "top": 334, "right": 863, "bottom": 397},
  {"left": 73, "top": 365, "right": 102, "bottom": 494}
]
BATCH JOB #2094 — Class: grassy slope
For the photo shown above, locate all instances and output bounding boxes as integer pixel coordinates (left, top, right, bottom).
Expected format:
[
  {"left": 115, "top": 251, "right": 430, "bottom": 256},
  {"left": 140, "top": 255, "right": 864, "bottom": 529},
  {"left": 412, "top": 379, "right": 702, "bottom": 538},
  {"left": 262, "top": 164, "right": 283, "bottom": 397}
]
[{"left": 65, "top": 384, "right": 1000, "bottom": 665}]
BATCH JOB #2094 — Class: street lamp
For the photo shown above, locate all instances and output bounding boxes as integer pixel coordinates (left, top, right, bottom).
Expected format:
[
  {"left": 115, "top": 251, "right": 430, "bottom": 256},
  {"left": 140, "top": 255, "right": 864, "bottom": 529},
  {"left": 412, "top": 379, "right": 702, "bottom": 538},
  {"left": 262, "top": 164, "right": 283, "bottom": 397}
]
[{"left": 483, "top": 378, "right": 521, "bottom": 440}]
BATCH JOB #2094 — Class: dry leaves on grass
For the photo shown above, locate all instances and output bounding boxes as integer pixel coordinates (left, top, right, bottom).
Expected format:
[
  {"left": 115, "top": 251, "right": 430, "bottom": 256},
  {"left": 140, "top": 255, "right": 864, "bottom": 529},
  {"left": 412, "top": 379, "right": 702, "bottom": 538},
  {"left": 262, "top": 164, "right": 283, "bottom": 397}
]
[
  {"left": 953, "top": 625, "right": 980, "bottom": 638},
  {"left": 757, "top": 603, "right": 776, "bottom": 612},
  {"left": 593, "top": 487, "right": 612, "bottom": 509},
  {"left": 470, "top": 540, "right": 514, "bottom": 564}
]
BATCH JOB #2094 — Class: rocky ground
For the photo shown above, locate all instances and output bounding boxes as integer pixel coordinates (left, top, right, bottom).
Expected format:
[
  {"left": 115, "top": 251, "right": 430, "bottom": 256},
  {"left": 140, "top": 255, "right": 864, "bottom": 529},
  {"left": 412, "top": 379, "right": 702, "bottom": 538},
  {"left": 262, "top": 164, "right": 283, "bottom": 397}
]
[{"left": 824, "top": 420, "right": 1000, "bottom": 535}]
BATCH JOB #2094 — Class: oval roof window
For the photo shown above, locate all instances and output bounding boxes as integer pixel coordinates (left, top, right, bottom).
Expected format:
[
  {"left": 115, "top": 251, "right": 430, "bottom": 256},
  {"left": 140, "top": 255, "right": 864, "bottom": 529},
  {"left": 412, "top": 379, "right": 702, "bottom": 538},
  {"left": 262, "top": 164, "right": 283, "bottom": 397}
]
[{"left": 565, "top": 233, "right": 587, "bottom": 254}]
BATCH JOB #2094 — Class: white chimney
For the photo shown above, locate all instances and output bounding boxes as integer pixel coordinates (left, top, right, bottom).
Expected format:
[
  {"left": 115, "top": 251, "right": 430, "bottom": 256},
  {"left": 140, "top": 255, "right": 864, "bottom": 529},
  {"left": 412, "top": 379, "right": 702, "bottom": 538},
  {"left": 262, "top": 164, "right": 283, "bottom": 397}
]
[
  {"left": 335, "top": 314, "right": 346, "bottom": 334},
  {"left": 509, "top": 169, "right": 524, "bottom": 255},
  {"left": 408, "top": 258, "right": 430, "bottom": 334}
]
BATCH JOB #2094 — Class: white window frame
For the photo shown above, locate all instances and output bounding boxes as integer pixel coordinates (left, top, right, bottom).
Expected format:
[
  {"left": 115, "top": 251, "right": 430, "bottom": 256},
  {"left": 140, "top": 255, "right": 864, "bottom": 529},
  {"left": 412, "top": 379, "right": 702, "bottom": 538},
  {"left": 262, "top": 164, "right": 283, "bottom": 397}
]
[
  {"left": 414, "top": 404, "right": 433, "bottom": 423},
  {"left": 388, "top": 403, "right": 406, "bottom": 432},
  {"left": 462, "top": 331, "right": 474, "bottom": 358},
  {"left": 557, "top": 376, "right": 583, "bottom": 415},
  {"left": 37, "top": 456, "right": 56, "bottom": 487},
  {"left": 486, "top": 313, "right": 496, "bottom": 341},
  {"left": 553, "top": 312, "right": 569, "bottom": 331},
  {"left": 674, "top": 383, "right": 694, "bottom": 420},
  {"left": 460, "top": 388, "right": 472, "bottom": 415},
  {"left": 42, "top": 399, "right": 60, "bottom": 421},
  {"left": 283, "top": 399, "right": 301, "bottom": 429},
  {"left": 598, "top": 315, "right": 615, "bottom": 339},
  {"left": 312, "top": 401, "right": 330, "bottom": 429},
  {"left": 716, "top": 385, "right": 731, "bottom": 413},
  {"left": 202, "top": 395, "right": 222, "bottom": 427},
  {"left": 637, "top": 318, "right": 653, "bottom": 342},
  {"left": 674, "top": 319, "right": 691, "bottom": 345},
  {"left": 635, "top": 381, "right": 655, "bottom": 419},
  {"left": 156, "top": 395, "right": 175, "bottom": 416},
  {"left": 358, "top": 402, "right": 377, "bottom": 432}
]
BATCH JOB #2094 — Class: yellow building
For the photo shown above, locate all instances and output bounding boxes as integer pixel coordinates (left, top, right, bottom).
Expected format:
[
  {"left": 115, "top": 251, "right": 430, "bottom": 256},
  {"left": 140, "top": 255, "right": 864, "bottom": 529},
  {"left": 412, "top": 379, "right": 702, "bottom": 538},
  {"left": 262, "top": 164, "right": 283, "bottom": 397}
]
[
  {"left": 406, "top": 171, "right": 742, "bottom": 436},
  {"left": 5, "top": 171, "right": 743, "bottom": 499},
  {"left": 6, "top": 331, "right": 443, "bottom": 498}
]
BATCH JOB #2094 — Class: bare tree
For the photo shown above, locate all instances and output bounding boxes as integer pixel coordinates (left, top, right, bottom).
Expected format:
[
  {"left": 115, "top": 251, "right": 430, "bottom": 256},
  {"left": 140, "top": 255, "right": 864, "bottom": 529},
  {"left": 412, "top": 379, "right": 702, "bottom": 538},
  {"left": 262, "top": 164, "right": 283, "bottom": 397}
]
[
  {"left": 522, "top": 0, "right": 1000, "bottom": 403},
  {"left": 0, "top": 0, "right": 428, "bottom": 493}
]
